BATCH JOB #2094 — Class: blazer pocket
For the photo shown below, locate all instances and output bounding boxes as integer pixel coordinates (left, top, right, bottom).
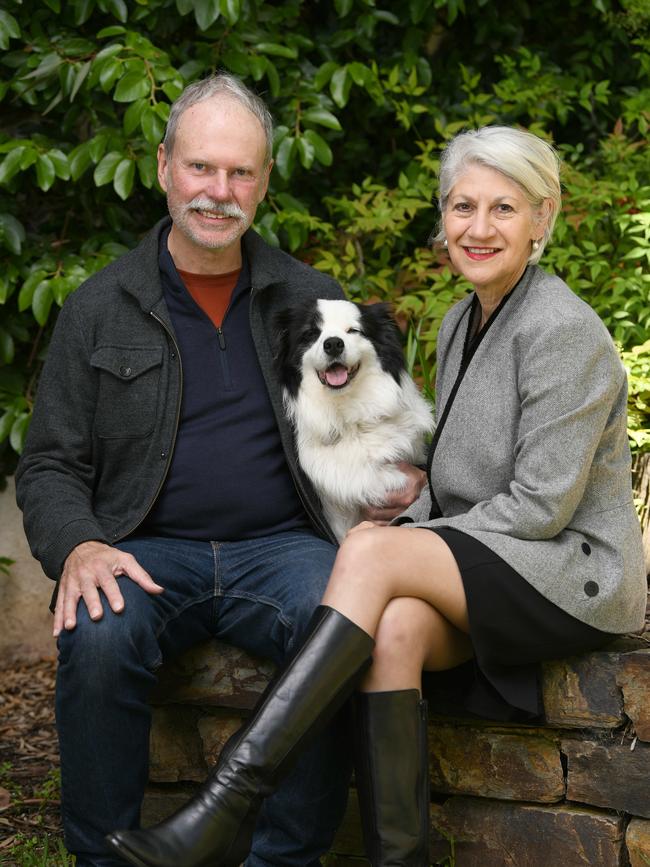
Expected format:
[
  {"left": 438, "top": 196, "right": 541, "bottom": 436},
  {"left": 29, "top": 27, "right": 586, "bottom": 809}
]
[{"left": 91, "top": 346, "right": 163, "bottom": 438}]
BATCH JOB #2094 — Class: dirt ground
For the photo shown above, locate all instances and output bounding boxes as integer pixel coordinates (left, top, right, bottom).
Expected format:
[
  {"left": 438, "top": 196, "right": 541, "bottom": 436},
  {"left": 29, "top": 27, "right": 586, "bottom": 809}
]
[{"left": 0, "top": 657, "right": 63, "bottom": 859}]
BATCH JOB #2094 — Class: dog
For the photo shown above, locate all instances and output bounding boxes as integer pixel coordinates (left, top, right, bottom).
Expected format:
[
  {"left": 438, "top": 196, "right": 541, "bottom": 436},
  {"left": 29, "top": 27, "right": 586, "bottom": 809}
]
[{"left": 275, "top": 298, "right": 434, "bottom": 541}]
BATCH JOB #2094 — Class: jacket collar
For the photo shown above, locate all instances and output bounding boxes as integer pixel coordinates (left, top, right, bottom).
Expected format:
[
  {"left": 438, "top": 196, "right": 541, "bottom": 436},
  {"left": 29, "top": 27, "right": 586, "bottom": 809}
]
[{"left": 116, "top": 216, "right": 281, "bottom": 312}]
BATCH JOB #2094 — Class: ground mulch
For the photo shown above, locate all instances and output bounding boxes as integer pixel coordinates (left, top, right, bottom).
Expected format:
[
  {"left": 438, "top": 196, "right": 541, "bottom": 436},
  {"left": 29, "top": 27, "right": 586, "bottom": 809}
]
[{"left": 0, "top": 656, "right": 63, "bottom": 857}]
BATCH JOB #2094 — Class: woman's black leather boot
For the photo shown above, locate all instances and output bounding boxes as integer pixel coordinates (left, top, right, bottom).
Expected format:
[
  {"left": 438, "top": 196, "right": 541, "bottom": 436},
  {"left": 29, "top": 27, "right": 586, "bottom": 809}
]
[
  {"left": 354, "top": 689, "right": 430, "bottom": 866},
  {"left": 106, "top": 606, "right": 374, "bottom": 867}
]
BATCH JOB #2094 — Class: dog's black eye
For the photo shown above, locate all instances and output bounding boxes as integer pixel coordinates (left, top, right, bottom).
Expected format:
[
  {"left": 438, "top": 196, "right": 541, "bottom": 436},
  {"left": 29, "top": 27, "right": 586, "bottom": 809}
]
[
  {"left": 346, "top": 327, "right": 360, "bottom": 334},
  {"left": 302, "top": 327, "right": 320, "bottom": 342}
]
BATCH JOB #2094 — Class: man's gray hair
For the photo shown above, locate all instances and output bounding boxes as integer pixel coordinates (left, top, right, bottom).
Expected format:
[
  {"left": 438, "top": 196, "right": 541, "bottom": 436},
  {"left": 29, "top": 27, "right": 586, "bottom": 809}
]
[
  {"left": 163, "top": 72, "right": 274, "bottom": 163},
  {"left": 433, "top": 126, "right": 562, "bottom": 265}
]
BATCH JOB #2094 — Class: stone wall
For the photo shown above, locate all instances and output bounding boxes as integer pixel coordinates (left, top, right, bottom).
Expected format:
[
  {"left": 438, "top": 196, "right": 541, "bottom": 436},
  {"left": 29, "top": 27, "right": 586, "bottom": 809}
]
[
  {"left": 0, "top": 479, "right": 55, "bottom": 664},
  {"left": 144, "top": 611, "right": 650, "bottom": 866}
]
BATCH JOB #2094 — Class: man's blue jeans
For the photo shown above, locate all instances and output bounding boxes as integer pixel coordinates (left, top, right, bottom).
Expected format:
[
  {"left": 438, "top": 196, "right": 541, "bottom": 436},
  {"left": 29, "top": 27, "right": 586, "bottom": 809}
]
[{"left": 55, "top": 531, "right": 349, "bottom": 867}]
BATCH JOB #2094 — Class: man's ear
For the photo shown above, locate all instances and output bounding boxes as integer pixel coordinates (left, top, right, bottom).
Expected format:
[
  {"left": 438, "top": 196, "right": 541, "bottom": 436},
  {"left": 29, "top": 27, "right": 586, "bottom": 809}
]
[
  {"left": 157, "top": 144, "right": 169, "bottom": 192},
  {"left": 258, "top": 159, "right": 274, "bottom": 202}
]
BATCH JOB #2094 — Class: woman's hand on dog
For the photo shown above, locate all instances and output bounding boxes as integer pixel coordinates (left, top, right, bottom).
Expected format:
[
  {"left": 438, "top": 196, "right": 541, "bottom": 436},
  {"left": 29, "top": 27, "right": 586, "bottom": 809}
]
[{"left": 360, "top": 462, "right": 427, "bottom": 523}]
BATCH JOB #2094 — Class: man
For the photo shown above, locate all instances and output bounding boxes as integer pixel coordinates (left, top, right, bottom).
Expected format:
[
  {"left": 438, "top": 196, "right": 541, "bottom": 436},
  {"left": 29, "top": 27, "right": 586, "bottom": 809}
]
[{"left": 16, "top": 73, "right": 424, "bottom": 867}]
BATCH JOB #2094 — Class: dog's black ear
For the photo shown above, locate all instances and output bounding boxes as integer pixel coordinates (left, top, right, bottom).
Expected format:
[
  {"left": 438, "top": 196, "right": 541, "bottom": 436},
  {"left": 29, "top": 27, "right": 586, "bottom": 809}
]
[{"left": 357, "top": 302, "right": 406, "bottom": 384}]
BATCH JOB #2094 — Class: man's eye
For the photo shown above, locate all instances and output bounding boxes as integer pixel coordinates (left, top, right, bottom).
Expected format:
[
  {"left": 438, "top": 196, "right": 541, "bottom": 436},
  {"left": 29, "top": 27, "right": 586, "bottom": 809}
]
[{"left": 192, "top": 163, "right": 206, "bottom": 171}]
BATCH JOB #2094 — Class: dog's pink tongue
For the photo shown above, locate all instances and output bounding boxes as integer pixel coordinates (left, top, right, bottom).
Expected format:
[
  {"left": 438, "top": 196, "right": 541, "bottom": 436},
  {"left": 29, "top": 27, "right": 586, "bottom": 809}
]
[{"left": 325, "top": 364, "right": 348, "bottom": 387}]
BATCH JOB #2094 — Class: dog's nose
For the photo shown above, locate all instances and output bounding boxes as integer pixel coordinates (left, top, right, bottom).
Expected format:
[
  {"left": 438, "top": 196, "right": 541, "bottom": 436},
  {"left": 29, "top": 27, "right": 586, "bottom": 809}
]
[{"left": 323, "top": 336, "right": 345, "bottom": 357}]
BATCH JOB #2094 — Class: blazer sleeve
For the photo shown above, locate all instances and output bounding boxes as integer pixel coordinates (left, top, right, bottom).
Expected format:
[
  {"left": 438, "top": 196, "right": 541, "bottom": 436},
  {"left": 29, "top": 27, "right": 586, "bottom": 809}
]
[{"left": 429, "top": 311, "right": 627, "bottom": 540}]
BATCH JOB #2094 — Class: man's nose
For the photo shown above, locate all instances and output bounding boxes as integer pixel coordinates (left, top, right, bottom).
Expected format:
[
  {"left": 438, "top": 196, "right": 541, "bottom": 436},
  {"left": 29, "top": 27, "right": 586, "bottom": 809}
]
[{"left": 205, "top": 170, "right": 232, "bottom": 200}]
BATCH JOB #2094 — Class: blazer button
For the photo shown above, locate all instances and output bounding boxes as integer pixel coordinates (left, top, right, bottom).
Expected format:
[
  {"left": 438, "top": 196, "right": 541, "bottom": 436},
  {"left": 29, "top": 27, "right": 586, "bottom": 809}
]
[
  {"left": 581, "top": 542, "right": 591, "bottom": 555},
  {"left": 120, "top": 365, "right": 132, "bottom": 377},
  {"left": 584, "top": 580, "right": 599, "bottom": 597}
]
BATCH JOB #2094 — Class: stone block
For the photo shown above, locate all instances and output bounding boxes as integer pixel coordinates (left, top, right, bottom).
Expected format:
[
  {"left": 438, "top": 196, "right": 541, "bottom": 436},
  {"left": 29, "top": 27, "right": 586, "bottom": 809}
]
[
  {"left": 149, "top": 705, "right": 206, "bottom": 782},
  {"left": 627, "top": 818, "right": 650, "bottom": 867},
  {"left": 152, "top": 641, "right": 274, "bottom": 709},
  {"left": 428, "top": 723, "right": 564, "bottom": 803},
  {"left": 197, "top": 711, "right": 245, "bottom": 765},
  {"left": 142, "top": 783, "right": 198, "bottom": 826},
  {"left": 429, "top": 797, "right": 626, "bottom": 867},
  {"left": 542, "top": 650, "right": 624, "bottom": 729},
  {"left": 617, "top": 650, "right": 650, "bottom": 742},
  {"left": 563, "top": 737, "right": 650, "bottom": 818}
]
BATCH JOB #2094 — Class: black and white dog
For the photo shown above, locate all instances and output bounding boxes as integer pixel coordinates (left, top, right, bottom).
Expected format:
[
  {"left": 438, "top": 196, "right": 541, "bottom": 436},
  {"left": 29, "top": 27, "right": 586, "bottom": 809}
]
[{"left": 275, "top": 299, "right": 434, "bottom": 541}]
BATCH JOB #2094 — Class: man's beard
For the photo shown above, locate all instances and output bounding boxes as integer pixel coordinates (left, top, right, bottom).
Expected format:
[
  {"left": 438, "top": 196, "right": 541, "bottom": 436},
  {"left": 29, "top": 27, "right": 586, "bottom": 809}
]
[{"left": 168, "top": 194, "right": 250, "bottom": 250}]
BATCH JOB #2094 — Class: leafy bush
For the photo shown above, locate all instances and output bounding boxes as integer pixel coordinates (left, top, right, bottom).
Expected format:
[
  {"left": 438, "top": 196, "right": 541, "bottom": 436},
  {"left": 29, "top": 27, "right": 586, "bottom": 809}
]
[{"left": 0, "top": 0, "right": 648, "bottom": 475}]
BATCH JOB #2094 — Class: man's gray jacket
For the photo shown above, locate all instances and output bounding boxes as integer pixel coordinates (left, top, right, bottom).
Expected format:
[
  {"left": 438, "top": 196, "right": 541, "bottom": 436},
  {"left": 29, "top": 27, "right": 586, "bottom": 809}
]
[
  {"left": 16, "top": 218, "right": 343, "bottom": 581},
  {"left": 396, "top": 266, "right": 646, "bottom": 635}
]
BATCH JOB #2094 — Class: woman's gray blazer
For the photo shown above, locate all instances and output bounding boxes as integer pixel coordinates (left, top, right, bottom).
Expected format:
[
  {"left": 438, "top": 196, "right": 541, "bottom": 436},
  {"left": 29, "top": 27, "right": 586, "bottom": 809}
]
[{"left": 398, "top": 265, "right": 646, "bottom": 634}]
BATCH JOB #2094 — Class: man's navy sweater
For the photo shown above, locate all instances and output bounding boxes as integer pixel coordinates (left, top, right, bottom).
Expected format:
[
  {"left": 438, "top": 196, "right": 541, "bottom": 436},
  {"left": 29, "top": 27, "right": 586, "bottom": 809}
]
[{"left": 140, "top": 231, "right": 310, "bottom": 541}]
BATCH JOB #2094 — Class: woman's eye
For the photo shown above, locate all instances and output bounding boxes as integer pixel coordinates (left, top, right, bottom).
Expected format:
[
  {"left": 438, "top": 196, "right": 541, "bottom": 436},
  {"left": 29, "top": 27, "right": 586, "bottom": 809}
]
[
  {"left": 497, "top": 203, "right": 514, "bottom": 213},
  {"left": 453, "top": 202, "right": 471, "bottom": 212}
]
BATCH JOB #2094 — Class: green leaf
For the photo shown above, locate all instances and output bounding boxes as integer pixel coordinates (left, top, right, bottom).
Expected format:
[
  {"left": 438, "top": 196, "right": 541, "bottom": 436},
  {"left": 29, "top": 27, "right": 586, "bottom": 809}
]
[
  {"left": 194, "top": 0, "right": 220, "bottom": 30},
  {"left": 0, "top": 10, "right": 21, "bottom": 51},
  {"left": 330, "top": 66, "right": 351, "bottom": 107},
  {"left": 48, "top": 149, "right": 71, "bottom": 180},
  {"left": 137, "top": 154, "right": 157, "bottom": 189},
  {"left": 304, "top": 129, "right": 333, "bottom": 166},
  {"left": 74, "top": 0, "right": 96, "bottom": 25},
  {"left": 113, "top": 158, "right": 135, "bottom": 199},
  {"left": 32, "top": 280, "right": 54, "bottom": 326},
  {"left": 334, "top": 0, "right": 353, "bottom": 16},
  {"left": 18, "top": 272, "right": 47, "bottom": 312},
  {"left": 97, "top": 26, "right": 126, "bottom": 38},
  {"left": 89, "top": 133, "right": 109, "bottom": 163},
  {"left": 296, "top": 136, "right": 315, "bottom": 169},
  {"left": 257, "top": 43, "right": 298, "bottom": 59},
  {"left": 36, "top": 154, "right": 56, "bottom": 191},
  {"left": 0, "top": 410, "right": 16, "bottom": 443},
  {"left": 104, "top": 0, "right": 128, "bottom": 22},
  {"left": 99, "top": 56, "right": 122, "bottom": 92},
  {"left": 114, "top": 70, "right": 150, "bottom": 102},
  {"left": 314, "top": 61, "right": 338, "bottom": 91},
  {"left": 123, "top": 98, "right": 146, "bottom": 135},
  {"left": 10, "top": 414, "right": 30, "bottom": 454},
  {"left": 71, "top": 60, "right": 92, "bottom": 100},
  {"left": 23, "top": 52, "right": 62, "bottom": 80},
  {"left": 220, "top": 0, "right": 241, "bottom": 25},
  {"left": 93, "top": 150, "right": 123, "bottom": 186},
  {"left": 274, "top": 136, "right": 296, "bottom": 180},
  {"left": 141, "top": 105, "right": 165, "bottom": 145},
  {"left": 0, "top": 148, "right": 26, "bottom": 185},
  {"left": 0, "top": 214, "right": 25, "bottom": 254},
  {"left": 302, "top": 108, "right": 341, "bottom": 131},
  {"left": 0, "top": 326, "right": 13, "bottom": 363}
]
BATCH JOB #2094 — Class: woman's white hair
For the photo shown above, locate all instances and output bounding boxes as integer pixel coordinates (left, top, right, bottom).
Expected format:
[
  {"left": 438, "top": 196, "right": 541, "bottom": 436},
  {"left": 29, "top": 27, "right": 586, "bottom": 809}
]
[{"left": 433, "top": 126, "right": 562, "bottom": 265}]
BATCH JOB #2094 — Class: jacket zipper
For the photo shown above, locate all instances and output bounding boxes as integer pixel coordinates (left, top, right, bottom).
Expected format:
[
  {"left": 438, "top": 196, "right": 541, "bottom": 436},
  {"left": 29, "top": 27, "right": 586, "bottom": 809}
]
[{"left": 112, "top": 311, "right": 183, "bottom": 541}]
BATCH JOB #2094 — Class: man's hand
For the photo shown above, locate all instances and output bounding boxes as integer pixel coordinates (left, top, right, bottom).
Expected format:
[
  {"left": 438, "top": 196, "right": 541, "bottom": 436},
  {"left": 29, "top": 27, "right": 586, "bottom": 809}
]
[
  {"left": 361, "top": 462, "right": 427, "bottom": 524},
  {"left": 53, "top": 540, "right": 164, "bottom": 637}
]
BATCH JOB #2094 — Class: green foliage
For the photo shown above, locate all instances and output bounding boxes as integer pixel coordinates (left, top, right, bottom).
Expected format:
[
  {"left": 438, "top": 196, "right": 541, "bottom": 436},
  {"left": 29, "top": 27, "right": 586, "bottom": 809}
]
[
  {"left": 621, "top": 340, "right": 650, "bottom": 452},
  {"left": 0, "top": 0, "right": 648, "bottom": 468}
]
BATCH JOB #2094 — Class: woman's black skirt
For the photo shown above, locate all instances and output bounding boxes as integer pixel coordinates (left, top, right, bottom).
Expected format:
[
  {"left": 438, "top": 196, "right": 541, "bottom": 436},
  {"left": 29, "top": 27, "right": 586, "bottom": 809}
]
[{"left": 427, "top": 527, "right": 613, "bottom": 721}]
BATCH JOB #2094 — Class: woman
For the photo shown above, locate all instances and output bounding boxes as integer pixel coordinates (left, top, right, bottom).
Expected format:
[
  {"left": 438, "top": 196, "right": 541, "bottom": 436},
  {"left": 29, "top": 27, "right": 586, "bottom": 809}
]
[{"left": 108, "top": 127, "right": 646, "bottom": 867}]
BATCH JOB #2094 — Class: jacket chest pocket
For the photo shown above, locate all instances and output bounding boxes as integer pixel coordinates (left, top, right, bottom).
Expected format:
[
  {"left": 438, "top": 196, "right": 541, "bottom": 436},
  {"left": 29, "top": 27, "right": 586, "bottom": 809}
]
[{"left": 91, "top": 346, "right": 163, "bottom": 438}]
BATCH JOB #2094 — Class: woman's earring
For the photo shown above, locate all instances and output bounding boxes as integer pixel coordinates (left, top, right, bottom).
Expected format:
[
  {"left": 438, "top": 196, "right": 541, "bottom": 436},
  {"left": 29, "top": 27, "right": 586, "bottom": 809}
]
[
  {"left": 532, "top": 239, "right": 540, "bottom": 251},
  {"left": 443, "top": 238, "right": 448, "bottom": 248}
]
